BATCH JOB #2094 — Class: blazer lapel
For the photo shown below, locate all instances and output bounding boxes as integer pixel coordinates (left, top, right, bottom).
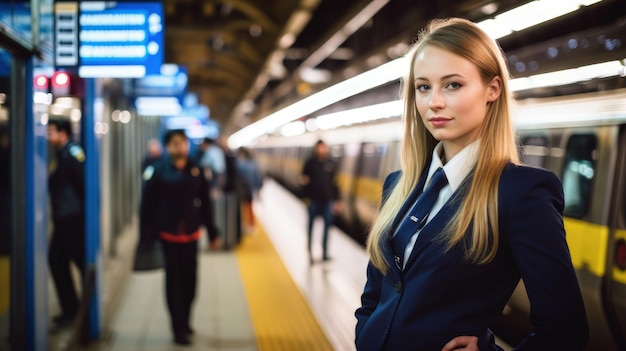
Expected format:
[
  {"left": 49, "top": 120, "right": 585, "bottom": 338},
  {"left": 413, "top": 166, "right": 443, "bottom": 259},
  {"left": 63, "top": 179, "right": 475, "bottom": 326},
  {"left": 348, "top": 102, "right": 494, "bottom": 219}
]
[
  {"left": 383, "top": 173, "right": 428, "bottom": 279},
  {"left": 388, "top": 174, "right": 428, "bottom": 236}
]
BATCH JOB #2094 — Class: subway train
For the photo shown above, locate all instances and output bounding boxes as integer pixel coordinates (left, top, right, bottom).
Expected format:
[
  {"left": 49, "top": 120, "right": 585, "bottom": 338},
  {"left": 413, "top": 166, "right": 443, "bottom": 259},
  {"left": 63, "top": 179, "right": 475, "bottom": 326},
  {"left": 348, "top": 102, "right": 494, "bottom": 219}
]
[{"left": 252, "top": 88, "right": 626, "bottom": 350}]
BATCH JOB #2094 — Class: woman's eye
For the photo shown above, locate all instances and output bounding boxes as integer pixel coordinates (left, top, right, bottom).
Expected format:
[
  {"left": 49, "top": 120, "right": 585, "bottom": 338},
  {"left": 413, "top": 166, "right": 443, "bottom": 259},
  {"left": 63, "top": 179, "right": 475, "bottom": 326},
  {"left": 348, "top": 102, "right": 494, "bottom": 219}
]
[
  {"left": 446, "top": 82, "right": 461, "bottom": 89},
  {"left": 416, "top": 85, "right": 430, "bottom": 92}
]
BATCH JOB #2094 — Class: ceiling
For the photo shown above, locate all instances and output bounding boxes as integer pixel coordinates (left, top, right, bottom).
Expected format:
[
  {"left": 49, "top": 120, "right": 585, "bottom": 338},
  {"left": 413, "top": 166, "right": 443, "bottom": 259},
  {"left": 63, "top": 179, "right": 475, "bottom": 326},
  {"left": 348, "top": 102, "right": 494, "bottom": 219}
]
[{"left": 162, "top": 0, "right": 626, "bottom": 135}]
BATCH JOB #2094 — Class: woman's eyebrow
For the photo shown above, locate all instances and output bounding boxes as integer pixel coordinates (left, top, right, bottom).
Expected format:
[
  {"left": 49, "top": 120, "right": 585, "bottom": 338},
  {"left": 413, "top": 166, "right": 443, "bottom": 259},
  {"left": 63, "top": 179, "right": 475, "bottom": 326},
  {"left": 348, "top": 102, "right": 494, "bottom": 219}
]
[{"left": 414, "top": 73, "right": 463, "bottom": 82}]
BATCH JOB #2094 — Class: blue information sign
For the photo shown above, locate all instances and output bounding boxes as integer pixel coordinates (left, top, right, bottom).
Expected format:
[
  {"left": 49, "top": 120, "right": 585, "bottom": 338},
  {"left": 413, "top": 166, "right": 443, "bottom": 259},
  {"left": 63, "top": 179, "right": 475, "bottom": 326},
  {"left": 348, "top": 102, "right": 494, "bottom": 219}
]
[{"left": 78, "top": 2, "right": 164, "bottom": 78}]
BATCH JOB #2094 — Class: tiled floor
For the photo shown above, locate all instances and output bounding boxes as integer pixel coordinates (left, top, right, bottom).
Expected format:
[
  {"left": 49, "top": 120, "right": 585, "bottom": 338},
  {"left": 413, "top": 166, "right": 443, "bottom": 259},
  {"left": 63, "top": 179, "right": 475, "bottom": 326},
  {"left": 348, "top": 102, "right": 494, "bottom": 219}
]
[{"left": 102, "top": 252, "right": 256, "bottom": 351}]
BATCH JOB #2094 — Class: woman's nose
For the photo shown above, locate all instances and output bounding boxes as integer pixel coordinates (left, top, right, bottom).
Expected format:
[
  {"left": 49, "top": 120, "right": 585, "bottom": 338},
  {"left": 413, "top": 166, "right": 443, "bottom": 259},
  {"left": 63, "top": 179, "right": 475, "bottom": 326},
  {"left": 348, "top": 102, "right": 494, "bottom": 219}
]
[{"left": 429, "top": 90, "right": 445, "bottom": 110}]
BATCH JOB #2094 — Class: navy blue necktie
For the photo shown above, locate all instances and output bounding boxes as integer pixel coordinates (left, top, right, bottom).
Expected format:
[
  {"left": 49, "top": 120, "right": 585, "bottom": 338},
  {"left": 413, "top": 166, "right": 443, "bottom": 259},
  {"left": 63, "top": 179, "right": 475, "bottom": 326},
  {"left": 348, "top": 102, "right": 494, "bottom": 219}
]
[{"left": 392, "top": 167, "right": 448, "bottom": 266}]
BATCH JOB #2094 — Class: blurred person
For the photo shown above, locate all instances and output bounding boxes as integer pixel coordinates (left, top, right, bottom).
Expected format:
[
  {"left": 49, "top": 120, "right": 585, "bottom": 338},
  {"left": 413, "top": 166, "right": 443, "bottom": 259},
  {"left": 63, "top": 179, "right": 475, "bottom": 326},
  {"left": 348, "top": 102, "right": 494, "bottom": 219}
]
[
  {"left": 300, "top": 140, "right": 341, "bottom": 264},
  {"left": 198, "top": 137, "right": 226, "bottom": 192},
  {"left": 235, "top": 147, "right": 263, "bottom": 235},
  {"left": 355, "top": 18, "right": 587, "bottom": 351},
  {"left": 47, "top": 118, "right": 86, "bottom": 326},
  {"left": 140, "top": 129, "right": 221, "bottom": 346},
  {"left": 141, "top": 138, "right": 163, "bottom": 172}
]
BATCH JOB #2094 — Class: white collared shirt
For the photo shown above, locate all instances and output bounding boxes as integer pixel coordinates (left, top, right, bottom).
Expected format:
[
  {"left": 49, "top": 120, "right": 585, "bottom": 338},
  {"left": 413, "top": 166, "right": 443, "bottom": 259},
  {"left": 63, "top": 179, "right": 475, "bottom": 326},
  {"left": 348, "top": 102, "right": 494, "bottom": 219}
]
[{"left": 399, "top": 139, "right": 480, "bottom": 267}]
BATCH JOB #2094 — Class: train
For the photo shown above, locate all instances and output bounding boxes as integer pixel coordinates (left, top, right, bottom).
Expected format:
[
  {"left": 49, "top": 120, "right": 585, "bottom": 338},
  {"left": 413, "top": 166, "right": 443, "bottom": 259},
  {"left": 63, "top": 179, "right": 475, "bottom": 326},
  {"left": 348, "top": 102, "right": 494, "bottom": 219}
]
[{"left": 251, "top": 88, "right": 626, "bottom": 351}]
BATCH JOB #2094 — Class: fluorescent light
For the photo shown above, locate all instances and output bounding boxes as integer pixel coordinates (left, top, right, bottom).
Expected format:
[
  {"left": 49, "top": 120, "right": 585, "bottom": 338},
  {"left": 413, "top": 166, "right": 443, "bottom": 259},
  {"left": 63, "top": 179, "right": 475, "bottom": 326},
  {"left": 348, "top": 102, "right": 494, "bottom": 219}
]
[
  {"left": 316, "top": 100, "right": 403, "bottom": 130},
  {"left": 477, "top": 0, "right": 605, "bottom": 39},
  {"left": 280, "top": 121, "right": 306, "bottom": 136},
  {"left": 228, "top": 56, "right": 407, "bottom": 148},
  {"left": 510, "top": 60, "right": 624, "bottom": 91}
]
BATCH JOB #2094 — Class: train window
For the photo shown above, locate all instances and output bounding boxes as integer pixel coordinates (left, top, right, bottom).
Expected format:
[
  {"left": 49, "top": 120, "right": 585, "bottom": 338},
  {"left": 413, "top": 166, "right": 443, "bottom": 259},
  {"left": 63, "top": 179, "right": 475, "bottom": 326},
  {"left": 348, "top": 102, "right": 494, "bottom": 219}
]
[
  {"left": 562, "top": 134, "right": 597, "bottom": 218},
  {"left": 330, "top": 144, "right": 343, "bottom": 160},
  {"left": 520, "top": 135, "right": 549, "bottom": 168},
  {"left": 358, "top": 142, "right": 384, "bottom": 179}
]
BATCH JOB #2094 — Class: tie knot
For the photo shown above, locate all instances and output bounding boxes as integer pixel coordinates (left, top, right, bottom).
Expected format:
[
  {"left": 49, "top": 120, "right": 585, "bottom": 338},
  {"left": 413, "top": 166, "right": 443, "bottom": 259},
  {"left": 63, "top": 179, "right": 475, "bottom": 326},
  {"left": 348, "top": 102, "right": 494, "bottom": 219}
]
[{"left": 428, "top": 167, "right": 448, "bottom": 192}]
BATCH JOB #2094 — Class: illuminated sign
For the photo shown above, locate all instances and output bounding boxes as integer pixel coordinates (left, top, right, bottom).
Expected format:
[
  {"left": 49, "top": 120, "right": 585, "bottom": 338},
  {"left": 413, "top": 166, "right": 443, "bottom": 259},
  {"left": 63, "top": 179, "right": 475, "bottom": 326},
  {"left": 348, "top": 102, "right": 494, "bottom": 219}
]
[{"left": 77, "top": 1, "right": 164, "bottom": 78}]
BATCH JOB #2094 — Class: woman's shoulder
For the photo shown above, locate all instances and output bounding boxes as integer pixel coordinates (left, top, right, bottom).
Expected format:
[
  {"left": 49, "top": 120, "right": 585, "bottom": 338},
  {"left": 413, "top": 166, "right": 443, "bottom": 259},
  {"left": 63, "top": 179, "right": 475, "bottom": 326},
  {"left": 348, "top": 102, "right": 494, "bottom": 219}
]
[
  {"left": 501, "top": 162, "right": 558, "bottom": 179},
  {"left": 384, "top": 170, "right": 402, "bottom": 188},
  {"left": 499, "top": 163, "right": 562, "bottom": 194}
]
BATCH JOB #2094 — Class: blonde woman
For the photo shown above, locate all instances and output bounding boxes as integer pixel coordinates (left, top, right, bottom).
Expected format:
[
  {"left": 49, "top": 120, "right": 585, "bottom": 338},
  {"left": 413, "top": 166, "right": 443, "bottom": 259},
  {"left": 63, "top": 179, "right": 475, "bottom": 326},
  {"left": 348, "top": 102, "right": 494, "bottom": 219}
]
[{"left": 355, "top": 18, "right": 588, "bottom": 351}]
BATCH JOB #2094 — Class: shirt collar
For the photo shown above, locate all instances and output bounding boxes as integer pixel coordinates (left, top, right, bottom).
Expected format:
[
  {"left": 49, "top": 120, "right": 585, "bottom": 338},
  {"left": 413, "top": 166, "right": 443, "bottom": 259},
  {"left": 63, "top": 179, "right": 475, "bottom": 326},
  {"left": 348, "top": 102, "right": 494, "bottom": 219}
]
[{"left": 425, "top": 139, "right": 480, "bottom": 192}]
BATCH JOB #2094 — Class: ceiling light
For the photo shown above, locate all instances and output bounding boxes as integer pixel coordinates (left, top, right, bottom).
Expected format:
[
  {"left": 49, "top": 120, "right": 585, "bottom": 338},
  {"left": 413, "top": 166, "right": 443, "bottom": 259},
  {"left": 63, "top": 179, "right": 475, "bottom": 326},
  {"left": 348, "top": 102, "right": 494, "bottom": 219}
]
[
  {"left": 299, "top": 68, "right": 332, "bottom": 84},
  {"left": 279, "top": 33, "right": 296, "bottom": 48},
  {"left": 315, "top": 100, "right": 403, "bottom": 130},
  {"left": 227, "top": 57, "right": 407, "bottom": 148},
  {"left": 280, "top": 121, "right": 306, "bottom": 136},
  {"left": 509, "top": 60, "right": 624, "bottom": 91},
  {"left": 477, "top": 0, "right": 605, "bottom": 40}
]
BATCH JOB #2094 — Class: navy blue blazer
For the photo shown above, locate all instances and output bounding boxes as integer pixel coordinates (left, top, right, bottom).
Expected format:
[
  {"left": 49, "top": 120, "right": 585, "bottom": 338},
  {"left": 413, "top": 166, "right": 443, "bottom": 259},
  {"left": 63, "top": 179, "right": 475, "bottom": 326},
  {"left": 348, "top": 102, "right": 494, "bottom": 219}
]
[{"left": 355, "top": 163, "right": 588, "bottom": 351}]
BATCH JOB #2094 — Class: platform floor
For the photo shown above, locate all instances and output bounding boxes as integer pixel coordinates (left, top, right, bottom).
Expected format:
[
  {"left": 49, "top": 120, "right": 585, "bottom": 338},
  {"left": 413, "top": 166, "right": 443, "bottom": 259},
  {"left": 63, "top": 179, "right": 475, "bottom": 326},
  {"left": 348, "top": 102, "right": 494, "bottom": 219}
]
[{"left": 86, "top": 178, "right": 512, "bottom": 351}]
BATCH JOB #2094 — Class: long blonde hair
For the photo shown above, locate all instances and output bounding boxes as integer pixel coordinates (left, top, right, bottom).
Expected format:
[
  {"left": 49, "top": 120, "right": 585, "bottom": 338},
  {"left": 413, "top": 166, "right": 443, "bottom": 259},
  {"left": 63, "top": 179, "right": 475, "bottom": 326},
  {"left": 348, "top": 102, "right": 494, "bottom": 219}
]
[{"left": 366, "top": 18, "right": 520, "bottom": 274}]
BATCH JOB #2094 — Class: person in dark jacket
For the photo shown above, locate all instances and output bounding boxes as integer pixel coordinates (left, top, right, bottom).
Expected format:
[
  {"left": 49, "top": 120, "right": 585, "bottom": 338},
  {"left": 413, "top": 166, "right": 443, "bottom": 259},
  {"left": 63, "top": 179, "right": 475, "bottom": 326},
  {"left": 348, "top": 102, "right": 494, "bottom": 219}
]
[
  {"left": 300, "top": 140, "right": 342, "bottom": 264},
  {"left": 140, "top": 129, "right": 221, "bottom": 346},
  {"left": 47, "top": 118, "right": 85, "bottom": 326}
]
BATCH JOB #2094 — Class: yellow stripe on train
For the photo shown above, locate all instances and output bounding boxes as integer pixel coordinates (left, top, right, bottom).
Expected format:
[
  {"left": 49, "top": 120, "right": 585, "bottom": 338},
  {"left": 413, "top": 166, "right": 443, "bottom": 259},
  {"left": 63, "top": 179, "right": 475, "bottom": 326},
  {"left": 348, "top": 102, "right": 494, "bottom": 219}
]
[
  {"left": 613, "top": 229, "right": 626, "bottom": 284},
  {"left": 564, "top": 218, "right": 608, "bottom": 278}
]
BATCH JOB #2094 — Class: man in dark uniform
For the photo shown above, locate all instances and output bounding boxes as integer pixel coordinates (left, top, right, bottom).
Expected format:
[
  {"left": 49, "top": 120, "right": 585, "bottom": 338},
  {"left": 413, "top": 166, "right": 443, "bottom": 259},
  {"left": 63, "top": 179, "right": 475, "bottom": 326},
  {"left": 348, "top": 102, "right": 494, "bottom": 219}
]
[
  {"left": 300, "top": 140, "right": 342, "bottom": 264},
  {"left": 140, "top": 129, "right": 221, "bottom": 345},
  {"left": 47, "top": 118, "right": 85, "bottom": 325}
]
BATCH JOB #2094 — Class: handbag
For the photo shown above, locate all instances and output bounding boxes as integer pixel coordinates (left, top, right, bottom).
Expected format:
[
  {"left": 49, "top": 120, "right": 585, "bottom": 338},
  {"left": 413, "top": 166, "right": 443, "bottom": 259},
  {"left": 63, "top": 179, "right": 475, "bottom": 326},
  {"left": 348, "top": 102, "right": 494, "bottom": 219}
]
[{"left": 133, "top": 234, "right": 164, "bottom": 271}]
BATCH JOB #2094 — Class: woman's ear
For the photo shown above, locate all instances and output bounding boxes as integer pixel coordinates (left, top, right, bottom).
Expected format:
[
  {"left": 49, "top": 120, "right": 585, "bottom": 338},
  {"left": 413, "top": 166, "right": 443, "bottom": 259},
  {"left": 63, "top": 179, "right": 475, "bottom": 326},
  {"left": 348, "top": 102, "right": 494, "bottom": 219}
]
[{"left": 486, "top": 76, "right": 502, "bottom": 102}]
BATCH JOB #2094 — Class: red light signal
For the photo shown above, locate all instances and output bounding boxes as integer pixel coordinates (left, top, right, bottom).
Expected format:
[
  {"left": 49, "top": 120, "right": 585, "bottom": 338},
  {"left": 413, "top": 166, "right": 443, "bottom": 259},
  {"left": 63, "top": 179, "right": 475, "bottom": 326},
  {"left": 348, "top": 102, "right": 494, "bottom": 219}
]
[
  {"left": 51, "top": 71, "right": 71, "bottom": 96},
  {"left": 34, "top": 75, "right": 49, "bottom": 91},
  {"left": 53, "top": 71, "right": 70, "bottom": 88}
]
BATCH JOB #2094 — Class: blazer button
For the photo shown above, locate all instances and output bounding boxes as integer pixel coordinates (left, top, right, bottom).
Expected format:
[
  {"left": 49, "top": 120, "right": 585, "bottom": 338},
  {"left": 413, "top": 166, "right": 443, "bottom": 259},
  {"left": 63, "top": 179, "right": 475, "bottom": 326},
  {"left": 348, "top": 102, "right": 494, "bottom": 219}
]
[{"left": 395, "top": 281, "right": 402, "bottom": 292}]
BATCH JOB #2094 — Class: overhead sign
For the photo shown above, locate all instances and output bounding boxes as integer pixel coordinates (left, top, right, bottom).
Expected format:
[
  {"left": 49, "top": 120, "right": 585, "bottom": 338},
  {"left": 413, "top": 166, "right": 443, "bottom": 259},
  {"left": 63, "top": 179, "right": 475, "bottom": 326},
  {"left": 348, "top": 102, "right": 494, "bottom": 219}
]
[
  {"left": 77, "top": 1, "right": 164, "bottom": 78},
  {"left": 55, "top": 2, "right": 79, "bottom": 66},
  {"left": 132, "top": 64, "right": 188, "bottom": 102}
]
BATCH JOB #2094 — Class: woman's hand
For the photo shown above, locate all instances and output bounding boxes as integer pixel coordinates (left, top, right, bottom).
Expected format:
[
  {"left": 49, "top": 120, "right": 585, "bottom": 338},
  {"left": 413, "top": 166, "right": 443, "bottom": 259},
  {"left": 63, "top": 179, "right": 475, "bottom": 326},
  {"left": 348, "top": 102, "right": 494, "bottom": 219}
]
[{"left": 442, "top": 336, "right": 479, "bottom": 351}]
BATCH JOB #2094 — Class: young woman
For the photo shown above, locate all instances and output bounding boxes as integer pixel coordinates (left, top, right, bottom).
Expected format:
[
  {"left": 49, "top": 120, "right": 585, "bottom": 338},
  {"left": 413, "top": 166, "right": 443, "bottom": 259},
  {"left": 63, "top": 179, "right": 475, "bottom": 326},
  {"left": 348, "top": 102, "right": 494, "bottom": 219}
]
[{"left": 355, "top": 18, "right": 588, "bottom": 351}]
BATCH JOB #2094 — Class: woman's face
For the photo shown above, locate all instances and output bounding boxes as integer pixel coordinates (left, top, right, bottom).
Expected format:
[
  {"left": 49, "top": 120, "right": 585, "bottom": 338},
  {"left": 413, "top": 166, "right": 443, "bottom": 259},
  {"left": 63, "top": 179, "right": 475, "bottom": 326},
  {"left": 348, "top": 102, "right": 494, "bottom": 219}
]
[{"left": 412, "top": 45, "right": 500, "bottom": 157}]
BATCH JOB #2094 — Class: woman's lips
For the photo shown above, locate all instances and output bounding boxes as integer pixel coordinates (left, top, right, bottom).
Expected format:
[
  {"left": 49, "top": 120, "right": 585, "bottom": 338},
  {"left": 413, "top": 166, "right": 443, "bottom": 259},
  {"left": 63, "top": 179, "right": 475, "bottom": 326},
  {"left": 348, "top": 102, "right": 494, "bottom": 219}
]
[{"left": 429, "top": 117, "right": 452, "bottom": 127}]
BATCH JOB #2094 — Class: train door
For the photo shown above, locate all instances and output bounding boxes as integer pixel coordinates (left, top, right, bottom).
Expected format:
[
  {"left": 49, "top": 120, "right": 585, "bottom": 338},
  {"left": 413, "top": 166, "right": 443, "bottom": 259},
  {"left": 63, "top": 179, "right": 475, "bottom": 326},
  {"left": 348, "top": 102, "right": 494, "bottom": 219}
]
[
  {"left": 560, "top": 129, "right": 622, "bottom": 351},
  {"left": 336, "top": 142, "right": 361, "bottom": 237},
  {"left": 353, "top": 142, "right": 386, "bottom": 245},
  {"left": 606, "top": 124, "right": 626, "bottom": 349}
]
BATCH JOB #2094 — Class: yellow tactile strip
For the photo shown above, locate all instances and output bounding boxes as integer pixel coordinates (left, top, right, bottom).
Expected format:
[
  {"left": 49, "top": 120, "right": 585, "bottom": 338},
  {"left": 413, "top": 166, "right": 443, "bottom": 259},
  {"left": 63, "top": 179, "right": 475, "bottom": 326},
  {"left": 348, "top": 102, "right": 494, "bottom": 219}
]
[{"left": 236, "top": 226, "right": 333, "bottom": 351}]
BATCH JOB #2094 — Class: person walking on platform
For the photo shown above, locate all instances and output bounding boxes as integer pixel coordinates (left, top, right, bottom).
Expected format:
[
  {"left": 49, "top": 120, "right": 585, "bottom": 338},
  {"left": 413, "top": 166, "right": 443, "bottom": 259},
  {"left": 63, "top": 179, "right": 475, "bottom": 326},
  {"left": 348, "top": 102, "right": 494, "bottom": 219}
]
[
  {"left": 300, "top": 140, "right": 341, "bottom": 264},
  {"left": 355, "top": 18, "right": 588, "bottom": 351},
  {"left": 47, "top": 118, "right": 86, "bottom": 326},
  {"left": 140, "top": 129, "right": 221, "bottom": 346},
  {"left": 235, "top": 147, "right": 263, "bottom": 235}
]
